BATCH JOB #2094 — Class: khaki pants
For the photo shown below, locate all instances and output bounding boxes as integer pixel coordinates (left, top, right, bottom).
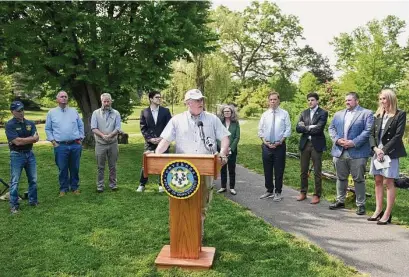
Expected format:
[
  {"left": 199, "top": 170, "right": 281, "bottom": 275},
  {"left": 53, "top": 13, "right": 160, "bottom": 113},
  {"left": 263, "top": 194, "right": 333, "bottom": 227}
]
[
  {"left": 201, "top": 176, "right": 214, "bottom": 238},
  {"left": 95, "top": 141, "right": 118, "bottom": 189}
]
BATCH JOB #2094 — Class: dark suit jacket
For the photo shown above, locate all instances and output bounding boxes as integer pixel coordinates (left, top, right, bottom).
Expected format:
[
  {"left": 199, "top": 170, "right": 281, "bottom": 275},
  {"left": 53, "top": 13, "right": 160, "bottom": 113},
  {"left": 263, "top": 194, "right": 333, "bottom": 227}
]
[
  {"left": 369, "top": 110, "right": 407, "bottom": 159},
  {"left": 296, "top": 107, "right": 328, "bottom": 152},
  {"left": 140, "top": 106, "right": 172, "bottom": 151}
]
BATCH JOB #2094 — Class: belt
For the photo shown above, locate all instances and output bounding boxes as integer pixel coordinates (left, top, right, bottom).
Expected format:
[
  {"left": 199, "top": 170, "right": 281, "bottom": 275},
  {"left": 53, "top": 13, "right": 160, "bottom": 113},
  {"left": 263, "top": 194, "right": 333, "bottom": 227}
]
[
  {"left": 57, "top": 140, "right": 76, "bottom": 145},
  {"left": 11, "top": 149, "right": 32, "bottom": 153}
]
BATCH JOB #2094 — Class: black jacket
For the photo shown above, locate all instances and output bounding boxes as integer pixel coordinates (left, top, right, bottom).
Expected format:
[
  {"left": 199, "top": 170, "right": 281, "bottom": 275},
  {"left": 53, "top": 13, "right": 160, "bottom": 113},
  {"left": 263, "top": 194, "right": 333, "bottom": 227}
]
[
  {"left": 140, "top": 106, "right": 172, "bottom": 151},
  {"left": 296, "top": 107, "right": 328, "bottom": 152},
  {"left": 369, "top": 110, "right": 407, "bottom": 159}
]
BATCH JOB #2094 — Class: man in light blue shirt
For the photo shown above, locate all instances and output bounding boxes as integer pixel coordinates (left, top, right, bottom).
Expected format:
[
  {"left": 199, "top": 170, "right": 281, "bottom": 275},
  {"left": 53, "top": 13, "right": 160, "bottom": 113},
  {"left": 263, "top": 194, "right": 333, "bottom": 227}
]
[
  {"left": 45, "top": 91, "right": 84, "bottom": 196},
  {"left": 258, "top": 91, "right": 291, "bottom": 201}
]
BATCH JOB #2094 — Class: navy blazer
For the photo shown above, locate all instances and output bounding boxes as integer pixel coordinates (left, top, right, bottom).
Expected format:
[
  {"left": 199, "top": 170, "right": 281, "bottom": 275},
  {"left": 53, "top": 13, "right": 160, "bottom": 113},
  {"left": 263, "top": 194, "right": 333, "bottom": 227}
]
[
  {"left": 140, "top": 106, "right": 172, "bottom": 150},
  {"left": 328, "top": 106, "right": 374, "bottom": 158},
  {"left": 369, "top": 110, "right": 407, "bottom": 159},
  {"left": 296, "top": 107, "right": 328, "bottom": 152}
]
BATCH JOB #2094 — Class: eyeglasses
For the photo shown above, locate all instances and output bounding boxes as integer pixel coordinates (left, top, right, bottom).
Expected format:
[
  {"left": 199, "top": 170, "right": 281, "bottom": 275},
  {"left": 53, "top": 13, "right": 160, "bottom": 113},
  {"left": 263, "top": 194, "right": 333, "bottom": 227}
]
[
  {"left": 223, "top": 110, "right": 231, "bottom": 113},
  {"left": 15, "top": 109, "right": 24, "bottom": 112},
  {"left": 154, "top": 96, "right": 161, "bottom": 99}
]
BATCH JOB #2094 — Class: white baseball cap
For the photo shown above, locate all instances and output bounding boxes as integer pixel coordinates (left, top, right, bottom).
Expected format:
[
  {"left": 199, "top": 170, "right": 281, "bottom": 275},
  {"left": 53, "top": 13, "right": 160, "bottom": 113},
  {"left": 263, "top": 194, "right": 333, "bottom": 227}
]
[{"left": 184, "top": 89, "right": 206, "bottom": 101}]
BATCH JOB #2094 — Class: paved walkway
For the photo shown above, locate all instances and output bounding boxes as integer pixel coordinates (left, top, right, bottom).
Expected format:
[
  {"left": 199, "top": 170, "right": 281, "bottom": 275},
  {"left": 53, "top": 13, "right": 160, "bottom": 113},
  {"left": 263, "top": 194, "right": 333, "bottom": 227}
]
[{"left": 214, "top": 165, "right": 409, "bottom": 277}]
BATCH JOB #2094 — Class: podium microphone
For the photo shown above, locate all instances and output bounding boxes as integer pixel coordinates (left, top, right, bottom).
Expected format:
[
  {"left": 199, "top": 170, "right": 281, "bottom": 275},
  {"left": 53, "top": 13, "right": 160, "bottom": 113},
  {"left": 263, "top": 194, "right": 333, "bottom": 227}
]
[{"left": 197, "top": 121, "right": 205, "bottom": 141}]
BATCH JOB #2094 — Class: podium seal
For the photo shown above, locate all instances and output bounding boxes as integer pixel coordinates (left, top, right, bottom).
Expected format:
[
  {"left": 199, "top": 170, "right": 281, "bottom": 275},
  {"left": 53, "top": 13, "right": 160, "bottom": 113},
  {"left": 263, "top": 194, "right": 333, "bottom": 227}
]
[{"left": 161, "top": 160, "right": 200, "bottom": 199}]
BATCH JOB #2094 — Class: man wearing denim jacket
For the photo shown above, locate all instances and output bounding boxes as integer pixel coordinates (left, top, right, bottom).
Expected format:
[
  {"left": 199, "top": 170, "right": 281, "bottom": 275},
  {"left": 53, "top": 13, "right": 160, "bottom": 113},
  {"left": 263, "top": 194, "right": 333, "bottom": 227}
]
[{"left": 5, "top": 101, "right": 39, "bottom": 214}]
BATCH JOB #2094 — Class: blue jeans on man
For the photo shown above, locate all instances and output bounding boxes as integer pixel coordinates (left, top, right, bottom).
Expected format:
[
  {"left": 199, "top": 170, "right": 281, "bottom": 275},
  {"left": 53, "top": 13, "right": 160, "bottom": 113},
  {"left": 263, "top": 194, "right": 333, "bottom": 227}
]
[
  {"left": 54, "top": 143, "right": 82, "bottom": 192},
  {"left": 9, "top": 150, "right": 38, "bottom": 209}
]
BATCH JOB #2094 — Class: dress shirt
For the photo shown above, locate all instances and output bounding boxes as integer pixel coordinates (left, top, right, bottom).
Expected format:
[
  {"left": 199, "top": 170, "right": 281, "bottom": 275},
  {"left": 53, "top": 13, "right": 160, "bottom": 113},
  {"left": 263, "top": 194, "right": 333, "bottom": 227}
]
[
  {"left": 308, "top": 106, "right": 319, "bottom": 140},
  {"left": 151, "top": 107, "right": 159, "bottom": 124},
  {"left": 258, "top": 107, "right": 291, "bottom": 142},
  {"left": 91, "top": 107, "right": 121, "bottom": 144},
  {"left": 160, "top": 111, "right": 230, "bottom": 154},
  {"left": 45, "top": 106, "right": 85, "bottom": 142},
  {"left": 310, "top": 106, "right": 318, "bottom": 121},
  {"left": 344, "top": 106, "right": 357, "bottom": 138}
]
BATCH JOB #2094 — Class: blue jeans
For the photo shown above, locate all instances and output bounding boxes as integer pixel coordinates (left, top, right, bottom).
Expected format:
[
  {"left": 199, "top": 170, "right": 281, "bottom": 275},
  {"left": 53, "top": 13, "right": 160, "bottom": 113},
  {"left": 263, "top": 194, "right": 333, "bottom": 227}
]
[
  {"left": 54, "top": 143, "right": 82, "bottom": 192},
  {"left": 9, "top": 150, "right": 38, "bottom": 209}
]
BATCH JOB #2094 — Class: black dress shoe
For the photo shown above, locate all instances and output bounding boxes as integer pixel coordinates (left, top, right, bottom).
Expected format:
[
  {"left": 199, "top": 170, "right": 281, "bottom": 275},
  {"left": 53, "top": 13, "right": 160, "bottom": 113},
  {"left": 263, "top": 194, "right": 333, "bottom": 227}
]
[
  {"left": 377, "top": 214, "right": 392, "bottom": 225},
  {"left": 367, "top": 211, "right": 384, "bottom": 221},
  {"left": 356, "top": 205, "right": 366, "bottom": 215},
  {"left": 329, "top": 201, "right": 345, "bottom": 210}
]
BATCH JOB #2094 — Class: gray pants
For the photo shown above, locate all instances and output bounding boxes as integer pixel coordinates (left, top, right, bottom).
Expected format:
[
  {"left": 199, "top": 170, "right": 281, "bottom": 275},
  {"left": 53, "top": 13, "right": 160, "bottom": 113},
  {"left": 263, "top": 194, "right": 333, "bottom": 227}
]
[
  {"left": 95, "top": 142, "right": 118, "bottom": 189},
  {"left": 333, "top": 151, "right": 367, "bottom": 206}
]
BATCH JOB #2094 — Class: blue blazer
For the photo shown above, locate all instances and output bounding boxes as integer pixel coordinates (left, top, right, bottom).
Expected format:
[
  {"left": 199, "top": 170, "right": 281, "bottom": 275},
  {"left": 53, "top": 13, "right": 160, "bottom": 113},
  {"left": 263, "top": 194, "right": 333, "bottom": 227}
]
[{"left": 328, "top": 106, "right": 374, "bottom": 158}]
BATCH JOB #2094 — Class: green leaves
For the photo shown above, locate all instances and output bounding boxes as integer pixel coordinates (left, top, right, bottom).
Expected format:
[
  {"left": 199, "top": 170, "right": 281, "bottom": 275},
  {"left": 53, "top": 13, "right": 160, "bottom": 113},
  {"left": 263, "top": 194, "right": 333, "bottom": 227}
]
[
  {"left": 211, "top": 1, "right": 304, "bottom": 84},
  {"left": 332, "top": 15, "right": 407, "bottom": 110}
]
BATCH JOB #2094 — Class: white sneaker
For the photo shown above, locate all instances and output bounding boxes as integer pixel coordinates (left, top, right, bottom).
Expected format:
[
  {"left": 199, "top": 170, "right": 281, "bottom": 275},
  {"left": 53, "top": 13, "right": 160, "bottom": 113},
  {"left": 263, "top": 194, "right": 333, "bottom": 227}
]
[
  {"left": 217, "top": 188, "right": 226, "bottom": 193},
  {"left": 273, "top": 193, "right": 283, "bottom": 202},
  {"left": 229, "top": 189, "right": 237, "bottom": 195},
  {"left": 158, "top": 186, "right": 165, "bottom": 193},
  {"left": 136, "top": 185, "right": 145, "bottom": 192}
]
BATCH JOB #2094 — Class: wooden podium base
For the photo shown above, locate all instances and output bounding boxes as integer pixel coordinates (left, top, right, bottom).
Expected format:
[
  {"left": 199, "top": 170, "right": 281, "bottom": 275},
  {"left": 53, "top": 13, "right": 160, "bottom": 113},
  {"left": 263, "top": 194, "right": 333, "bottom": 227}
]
[{"left": 155, "top": 245, "right": 216, "bottom": 271}]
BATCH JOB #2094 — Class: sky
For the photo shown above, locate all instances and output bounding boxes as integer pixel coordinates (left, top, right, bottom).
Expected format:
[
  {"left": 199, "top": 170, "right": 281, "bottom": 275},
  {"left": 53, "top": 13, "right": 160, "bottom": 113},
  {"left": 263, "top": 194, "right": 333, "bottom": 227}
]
[{"left": 211, "top": 1, "right": 409, "bottom": 76}]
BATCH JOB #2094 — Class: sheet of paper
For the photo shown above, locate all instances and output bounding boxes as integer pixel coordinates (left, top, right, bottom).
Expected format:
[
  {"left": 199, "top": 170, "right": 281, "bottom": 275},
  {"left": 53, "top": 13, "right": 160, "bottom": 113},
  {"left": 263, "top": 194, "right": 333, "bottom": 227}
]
[{"left": 374, "top": 155, "right": 391, "bottom": 170}]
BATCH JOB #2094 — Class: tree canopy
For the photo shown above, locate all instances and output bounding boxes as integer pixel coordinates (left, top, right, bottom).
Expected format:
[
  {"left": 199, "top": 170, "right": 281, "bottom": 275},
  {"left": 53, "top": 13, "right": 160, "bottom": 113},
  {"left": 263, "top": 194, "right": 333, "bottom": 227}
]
[
  {"left": 211, "top": 2, "right": 303, "bottom": 85},
  {"left": 332, "top": 15, "right": 407, "bottom": 109},
  {"left": 0, "top": 1, "right": 215, "bottom": 142}
]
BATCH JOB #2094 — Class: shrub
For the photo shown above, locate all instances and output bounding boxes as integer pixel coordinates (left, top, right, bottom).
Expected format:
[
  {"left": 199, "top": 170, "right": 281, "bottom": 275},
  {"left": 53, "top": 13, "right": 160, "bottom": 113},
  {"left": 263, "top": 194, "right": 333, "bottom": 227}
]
[{"left": 241, "top": 103, "right": 259, "bottom": 118}]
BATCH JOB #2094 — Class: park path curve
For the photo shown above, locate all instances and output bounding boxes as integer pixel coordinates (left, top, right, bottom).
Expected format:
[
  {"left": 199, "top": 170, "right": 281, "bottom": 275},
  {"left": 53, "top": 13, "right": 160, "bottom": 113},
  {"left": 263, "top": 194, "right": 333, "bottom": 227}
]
[{"left": 214, "top": 165, "right": 409, "bottom": 277}]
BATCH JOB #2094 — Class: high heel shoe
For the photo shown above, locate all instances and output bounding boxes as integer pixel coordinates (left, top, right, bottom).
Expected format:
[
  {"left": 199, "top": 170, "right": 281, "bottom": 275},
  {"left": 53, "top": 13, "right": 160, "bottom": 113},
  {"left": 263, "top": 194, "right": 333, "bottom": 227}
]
[
  {"left": 377, "top": 214, "right": 392, "bottom": 225},
  {"left": 367, "top": 211, "right": 384, "bottom": 221}
]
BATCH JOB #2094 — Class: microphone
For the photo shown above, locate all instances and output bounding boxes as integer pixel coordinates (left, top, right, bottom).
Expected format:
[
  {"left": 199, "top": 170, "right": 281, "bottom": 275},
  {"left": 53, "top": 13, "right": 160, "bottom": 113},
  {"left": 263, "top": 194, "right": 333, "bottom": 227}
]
[
  {"left": 197, "top": 121, "right": 205, "bottom": 141},
  {"left": 197, "top": 121, "right": 214, "bottom": 154}
]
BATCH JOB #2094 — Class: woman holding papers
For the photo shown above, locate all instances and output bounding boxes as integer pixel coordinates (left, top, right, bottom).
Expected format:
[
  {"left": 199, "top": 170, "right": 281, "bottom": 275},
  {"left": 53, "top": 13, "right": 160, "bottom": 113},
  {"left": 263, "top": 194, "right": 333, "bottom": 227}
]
[{"left": 369, "top": 89, "right": 407, "bottom": 224}]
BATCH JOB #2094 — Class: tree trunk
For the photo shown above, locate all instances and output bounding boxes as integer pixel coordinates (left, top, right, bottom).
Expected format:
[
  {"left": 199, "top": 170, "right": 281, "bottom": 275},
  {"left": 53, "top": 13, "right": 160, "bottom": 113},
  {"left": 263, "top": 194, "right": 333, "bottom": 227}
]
[{"left": 71, "top": 82, "right": 101, "bottom": 147}]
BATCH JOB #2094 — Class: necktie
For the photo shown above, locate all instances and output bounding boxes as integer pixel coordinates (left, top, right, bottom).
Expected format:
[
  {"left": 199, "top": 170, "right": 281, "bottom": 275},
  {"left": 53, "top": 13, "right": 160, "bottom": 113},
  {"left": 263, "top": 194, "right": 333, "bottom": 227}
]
[{"left": 270, "top": 110, "right": 276, "bottom": 143}]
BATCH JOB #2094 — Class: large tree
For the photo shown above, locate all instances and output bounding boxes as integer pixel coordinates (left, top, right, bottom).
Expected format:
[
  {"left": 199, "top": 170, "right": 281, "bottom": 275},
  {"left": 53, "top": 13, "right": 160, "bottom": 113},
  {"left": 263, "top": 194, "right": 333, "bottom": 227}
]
[
  {"left": 0, "top": 1, "right": 215, "bottom": 143},
  {"left": 211, "top": 1, "right": 303, "bottom": 85},
  {"left": 299, "top": 45, "right": 333, "bottom": 84},
  {"left": 164, "top": 52, "right": 234, "bottom": 113},
  {"left": 332, "top": 15, "right": 407, "bottom": 109}
]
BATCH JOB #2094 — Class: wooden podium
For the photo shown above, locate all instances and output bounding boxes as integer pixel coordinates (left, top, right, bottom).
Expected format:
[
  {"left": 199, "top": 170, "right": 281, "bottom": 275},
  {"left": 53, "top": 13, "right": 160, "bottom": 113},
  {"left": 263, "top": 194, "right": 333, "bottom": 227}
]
[{"left": 143, "top": 153, "right": 221, "bottom": 270}]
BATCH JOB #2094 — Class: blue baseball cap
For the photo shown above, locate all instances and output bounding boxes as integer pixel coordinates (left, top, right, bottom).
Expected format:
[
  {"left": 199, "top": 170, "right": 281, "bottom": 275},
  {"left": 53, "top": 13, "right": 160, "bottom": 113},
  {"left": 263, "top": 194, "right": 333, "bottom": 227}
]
[{"left": 10, "top": 101, "right": 24, "bottom": 111}]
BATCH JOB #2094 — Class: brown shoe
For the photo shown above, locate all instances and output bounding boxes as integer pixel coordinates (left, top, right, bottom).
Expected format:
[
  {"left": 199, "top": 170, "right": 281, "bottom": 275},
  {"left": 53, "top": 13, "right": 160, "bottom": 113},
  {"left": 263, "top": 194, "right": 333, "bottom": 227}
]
[
  {"left": 72, "top": 190, "right": 81, "bottom": 195},
  {"left": 296, "top": 193, "right": 307, "bottom": 201},
  {"left": 59, "top": 192, "right": 66, "bottom": 197},
  {"left": 310, "top": 195, "right": 320, "bottom": 204}
]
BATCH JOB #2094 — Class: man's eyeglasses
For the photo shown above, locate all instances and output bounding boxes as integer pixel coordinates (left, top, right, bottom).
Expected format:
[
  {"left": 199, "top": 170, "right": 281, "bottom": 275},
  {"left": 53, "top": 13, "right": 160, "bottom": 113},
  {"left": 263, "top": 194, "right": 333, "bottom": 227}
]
[
  {"left": 15, "top": 109, "right": 24, "bottom": 112},
  {"left": 154, "top": 96, "right": 162, "bottom": 99}
]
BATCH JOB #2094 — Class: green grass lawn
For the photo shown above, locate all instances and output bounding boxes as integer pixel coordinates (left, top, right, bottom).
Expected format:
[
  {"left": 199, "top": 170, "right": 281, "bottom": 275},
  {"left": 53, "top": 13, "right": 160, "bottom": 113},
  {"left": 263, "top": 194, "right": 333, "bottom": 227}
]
[
  {"left": 0, "top": 144, "right": 360, "bottom": 277},
  {"left": 0, "top": 107, "right": 362, "bottom": 276}
]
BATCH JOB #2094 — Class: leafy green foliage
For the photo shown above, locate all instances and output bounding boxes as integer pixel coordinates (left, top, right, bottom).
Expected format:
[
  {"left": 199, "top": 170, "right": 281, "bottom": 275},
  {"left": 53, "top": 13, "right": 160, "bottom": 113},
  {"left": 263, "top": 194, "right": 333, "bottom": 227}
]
[
  {"left": 0, "top": 1, "right": 215, "bottom": 142},
  {"left": 0, "top": 69, "right": 12, "bottom": 123},
  {"left": 332, "top": 15, "right": 408, "bottom": 109},
  {"left": 164, "top": 52, "right": 234, "bottom": 113},
  {"left": 298, "top": 72, "right": 319, "bottom": 96},
  {"left": 211, "top": 1, "right": 304, "bottom": 84},
  {"left": 298, "top": 45, "right": 333, "bottom": 84},
  {"left": 268, "top": 74, "right": 298, "bottom": 101},
  {"left": 241, "top": 103, "right": 260, "bottom": 118}
]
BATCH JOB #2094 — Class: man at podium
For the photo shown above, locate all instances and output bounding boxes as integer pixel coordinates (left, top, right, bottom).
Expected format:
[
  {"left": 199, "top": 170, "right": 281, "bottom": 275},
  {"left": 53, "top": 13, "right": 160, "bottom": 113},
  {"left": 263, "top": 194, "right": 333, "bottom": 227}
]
[{"left": 155, "top": 88, "right": 230, "bottom": 233}]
